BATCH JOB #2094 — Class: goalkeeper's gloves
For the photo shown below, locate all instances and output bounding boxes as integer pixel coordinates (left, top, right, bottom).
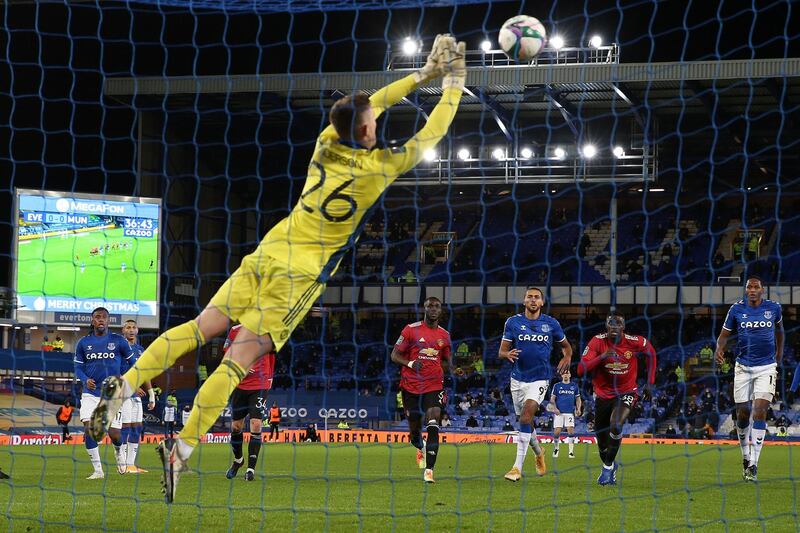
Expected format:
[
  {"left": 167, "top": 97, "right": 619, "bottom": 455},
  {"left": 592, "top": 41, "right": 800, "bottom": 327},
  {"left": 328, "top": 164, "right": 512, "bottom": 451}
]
[
  {"left": 412, "top": 34, "right": 453, "bottom": 84},
  {"left": 441, "top": 40, "right": 467, "bottom": 91}
]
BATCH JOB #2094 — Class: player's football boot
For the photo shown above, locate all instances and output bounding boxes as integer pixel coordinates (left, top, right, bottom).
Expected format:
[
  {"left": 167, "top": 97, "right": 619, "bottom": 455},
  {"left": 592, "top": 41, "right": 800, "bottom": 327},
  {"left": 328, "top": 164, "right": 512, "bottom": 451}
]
[
  {"left": 244, "top": 469, "right": 255, "bottom": 482},
  {"left": 504, "top": 466, "right": 522, "bottom": 482},
  {"left": 534, "top": 450, "right": 547, "bottom": 476},
  {"left": 88, "top": 376, "right": 127, "bottom": 441},
  {"left": 157, "top": 438, "right": 188, "bottom": 504},
  {"left": 416, "top": 448, "right": 426, "bottom": 469},
  {"left": 226, "top": 458, "right": 244, "bottom": 479},
  {"left": 86, "top": 471, "right": 105, "bottom": 480},
  {"left": 125, "top": 465, "right": 138, "bottom": 474},
  {"left": 423, "top": 468, "right": 435, "bottom": 483},
  {"left": 135, "top": 466, "right": 148, "bottom": 473},
  {"left": 744, "top": 465, "right": 758, "bottom": 482},
  {"left": 597, "top": 463, "right": 617, "bottom": 486},
  {"left": 568, "top": 452, "right": 575, "bottom": 459},
  {"left": 552, "top": 447, "right": 560, "bottom": 458},
  {"left": 742, "top": 459, "right": 750, "bottom": 481},
  {"left": 115, "top": 449, "right": 127, "bottom": 475}
]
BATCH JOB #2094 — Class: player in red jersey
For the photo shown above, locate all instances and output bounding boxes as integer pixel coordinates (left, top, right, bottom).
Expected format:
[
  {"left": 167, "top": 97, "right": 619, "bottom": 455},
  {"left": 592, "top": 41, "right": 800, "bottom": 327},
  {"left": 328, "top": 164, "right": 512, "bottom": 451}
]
[
  {"left": 390, "top": 296, "right": 460, "bottom": 483},
  {"left": 578, "top": 314, "right": 657, "bottom": 486},
  {"left": 223, "top": 324, "right": 276, "bottom": 482}
]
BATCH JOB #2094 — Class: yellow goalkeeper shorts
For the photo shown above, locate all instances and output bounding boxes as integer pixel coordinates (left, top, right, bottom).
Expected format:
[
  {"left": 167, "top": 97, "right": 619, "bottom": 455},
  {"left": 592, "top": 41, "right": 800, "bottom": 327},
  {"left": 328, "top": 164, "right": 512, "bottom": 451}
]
[{"left": 208, "top": 251, "right": 325, "bottom": 352}]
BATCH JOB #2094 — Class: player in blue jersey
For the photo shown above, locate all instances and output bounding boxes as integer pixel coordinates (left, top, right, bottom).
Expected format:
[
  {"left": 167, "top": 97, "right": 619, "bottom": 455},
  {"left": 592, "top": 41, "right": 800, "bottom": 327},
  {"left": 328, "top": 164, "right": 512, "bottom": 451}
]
[
  {"left": 499, "top": 287, "right": 572, "bottom": 482},
  {"left": 791, "top": 367, "right": 800, "bottom": 395},
  {"left": 120, "top": 320, "right": 156, "bottom": 474},
  {"left": 550, "top": 370, "right": 582, "bottom": 459},
  {"left": 73, "top": 307, "right": 134, "bottom": 479},
  {"left": 715, "top": 276, "right": 784, "bottom": 482}
]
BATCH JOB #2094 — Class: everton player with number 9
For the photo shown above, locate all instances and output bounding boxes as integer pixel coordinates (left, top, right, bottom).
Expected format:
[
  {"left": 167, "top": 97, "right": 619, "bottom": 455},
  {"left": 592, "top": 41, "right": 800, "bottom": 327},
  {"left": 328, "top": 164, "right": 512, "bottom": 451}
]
[
  {"left": 578, "top": 313, "right": 657, "bottom": 486},
  {"left": 499, "top": 287, "right": 572, "bottom": 482}
]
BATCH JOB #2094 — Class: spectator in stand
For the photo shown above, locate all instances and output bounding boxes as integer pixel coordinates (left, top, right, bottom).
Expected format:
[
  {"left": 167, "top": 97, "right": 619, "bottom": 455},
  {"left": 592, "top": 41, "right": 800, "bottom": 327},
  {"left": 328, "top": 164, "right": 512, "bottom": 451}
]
[
  {"left": 699, "top": 345, "right": 714, "bottom": 366},
  {"left": 52, "top": 336, "right": 65, "bottom": 352},
  {"left": 502, "top": 419, "right": 514, "bottom": 431},
  {"left": 441, "top": 412, "right": 452, "bottom": 428},
  {"left": 466, "top": 414, "right": 479, "bottom": 429},
  {"left": 701, "top": 388, "right": 715, "bottom": 412},
  {"left": 776, "top": 414, "right": 791, "bottom": 429},
  {"left": 459, "top": 397, "right": 470, "bottom": 414},
  {"left": 665, "top": 425, "right": 677, "bottom": 436}
]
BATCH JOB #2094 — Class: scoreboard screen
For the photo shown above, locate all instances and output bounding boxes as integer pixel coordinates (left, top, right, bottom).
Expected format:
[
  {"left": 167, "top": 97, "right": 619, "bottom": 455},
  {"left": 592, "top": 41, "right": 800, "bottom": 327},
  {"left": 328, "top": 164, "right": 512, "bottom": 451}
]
[{"left": 13, "top": 189, "right": 162, "bottom": 328}]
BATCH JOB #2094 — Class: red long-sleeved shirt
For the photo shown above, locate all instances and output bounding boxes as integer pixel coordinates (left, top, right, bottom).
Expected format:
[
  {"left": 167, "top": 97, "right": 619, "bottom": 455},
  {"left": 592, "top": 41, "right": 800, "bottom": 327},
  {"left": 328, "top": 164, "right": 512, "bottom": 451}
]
[{"left": 578, "top": 333, "right": 657, "bottom": 400}]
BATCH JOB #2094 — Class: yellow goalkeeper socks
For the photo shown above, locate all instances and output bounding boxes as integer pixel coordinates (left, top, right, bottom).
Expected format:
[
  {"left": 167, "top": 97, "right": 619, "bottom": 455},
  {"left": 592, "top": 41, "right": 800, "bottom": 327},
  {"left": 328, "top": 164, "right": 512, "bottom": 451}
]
[
  {"left": 123, "top": 320, "right": 205, "bottom": 390},
  {"left": 179, "top": 359, "right": 246, "bottom": 447}
]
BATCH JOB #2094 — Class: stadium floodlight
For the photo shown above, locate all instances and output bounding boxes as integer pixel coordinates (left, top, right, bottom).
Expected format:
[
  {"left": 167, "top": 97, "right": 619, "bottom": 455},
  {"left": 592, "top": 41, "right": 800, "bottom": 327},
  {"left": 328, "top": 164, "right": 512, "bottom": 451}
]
[
  {"left": 650, "top": 188, "right": 665, "bottom": 192},
  {"left": 589, "top": 35, "right": 603, "bottom": 48},
  {"left": 457, "top": 148, "right": 470, "bottom": 160},
  {"left": 423, "top": 149, "right": 437, "bottom": 162},
  {"left": 553, "top": 146, "right": 566, "bottom": 160},
  {"left": 402, "top": 38, "right": 419, "bottom": 55},
  {"left": 613, "top": 146, "right": 625, "bottom": 158},
  {"left": 480, "top": 40, "right": 492, "bottom": 52},
  {"left": 492, "top": 147, "right": 505, "bottom": 160},
  {"left": 550, "top": 35, "right": 565, "bottom": 50},
  {"left": 582, "top": 144, "right": 597, "bottom": 159},
  {"left": 520, "top": 147, "right": 533, "bottom": 159}
]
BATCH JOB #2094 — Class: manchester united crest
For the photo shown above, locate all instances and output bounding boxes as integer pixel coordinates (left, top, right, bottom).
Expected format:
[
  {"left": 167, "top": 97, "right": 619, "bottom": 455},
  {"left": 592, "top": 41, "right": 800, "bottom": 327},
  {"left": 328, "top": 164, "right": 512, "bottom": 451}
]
[{"left": 624, "top": 350, "right": 633, "bottom": 359}]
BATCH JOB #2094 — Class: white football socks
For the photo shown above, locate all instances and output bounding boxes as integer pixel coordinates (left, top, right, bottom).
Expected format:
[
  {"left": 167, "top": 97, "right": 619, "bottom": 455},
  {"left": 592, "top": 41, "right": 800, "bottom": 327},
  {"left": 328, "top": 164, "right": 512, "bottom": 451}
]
[
  {"left": 87, "top": 447, "right": 102, "bottom": 473},
  {"left": 750, "top": 428, "right": 766, "bottom": 467},
  {"left": 126, "top": 443, "right": 139, "bottom": 468},
  {"left": 514, "top": 432, "right": 531, "bottom": 470}
]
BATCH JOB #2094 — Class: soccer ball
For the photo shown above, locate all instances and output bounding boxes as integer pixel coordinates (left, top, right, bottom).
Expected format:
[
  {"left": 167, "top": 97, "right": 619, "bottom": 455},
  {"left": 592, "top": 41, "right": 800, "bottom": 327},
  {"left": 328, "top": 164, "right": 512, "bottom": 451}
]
[{"left": 498, "top": 15, "right": 547, "bottom": 62}]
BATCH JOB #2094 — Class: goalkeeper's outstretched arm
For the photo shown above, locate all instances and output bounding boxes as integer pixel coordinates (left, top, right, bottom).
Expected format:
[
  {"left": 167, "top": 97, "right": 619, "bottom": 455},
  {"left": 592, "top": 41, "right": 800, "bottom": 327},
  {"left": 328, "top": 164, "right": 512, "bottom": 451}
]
[
  {"left": 319, "top": 34, "right": 454, "bottom": 143},
  {"left": 375, "top": 40, "right": 466, "bottom": 177}
]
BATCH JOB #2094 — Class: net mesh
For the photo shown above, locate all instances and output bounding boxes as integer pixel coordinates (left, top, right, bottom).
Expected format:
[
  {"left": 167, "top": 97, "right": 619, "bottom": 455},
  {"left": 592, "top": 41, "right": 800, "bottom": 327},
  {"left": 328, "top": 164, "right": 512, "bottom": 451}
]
[{"left": 1, "top": 0, "right": 799, "bottom": 530}]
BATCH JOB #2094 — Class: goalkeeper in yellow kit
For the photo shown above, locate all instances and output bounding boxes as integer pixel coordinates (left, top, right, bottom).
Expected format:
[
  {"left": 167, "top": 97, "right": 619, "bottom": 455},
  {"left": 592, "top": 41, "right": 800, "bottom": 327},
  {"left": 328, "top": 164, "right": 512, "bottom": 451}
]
[{"left": 89, "top": 35, "right": 467, "bottom": 503}]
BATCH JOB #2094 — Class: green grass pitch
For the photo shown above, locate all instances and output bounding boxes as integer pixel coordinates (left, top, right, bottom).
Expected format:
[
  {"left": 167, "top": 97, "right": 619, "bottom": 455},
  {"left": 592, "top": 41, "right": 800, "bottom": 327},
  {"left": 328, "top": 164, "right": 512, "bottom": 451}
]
[
  {"left": 1, "top": 443, "right": 798, "bottom": 531},
  {"left": 16, "top": 227, "right": 158, "bottom": 301}
]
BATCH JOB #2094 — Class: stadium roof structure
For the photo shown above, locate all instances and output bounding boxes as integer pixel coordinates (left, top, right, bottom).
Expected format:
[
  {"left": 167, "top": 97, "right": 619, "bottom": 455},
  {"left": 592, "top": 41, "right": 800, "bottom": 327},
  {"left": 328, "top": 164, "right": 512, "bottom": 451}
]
[{"left": 105, "top": 56, "right": 800, "bottom": 189}]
